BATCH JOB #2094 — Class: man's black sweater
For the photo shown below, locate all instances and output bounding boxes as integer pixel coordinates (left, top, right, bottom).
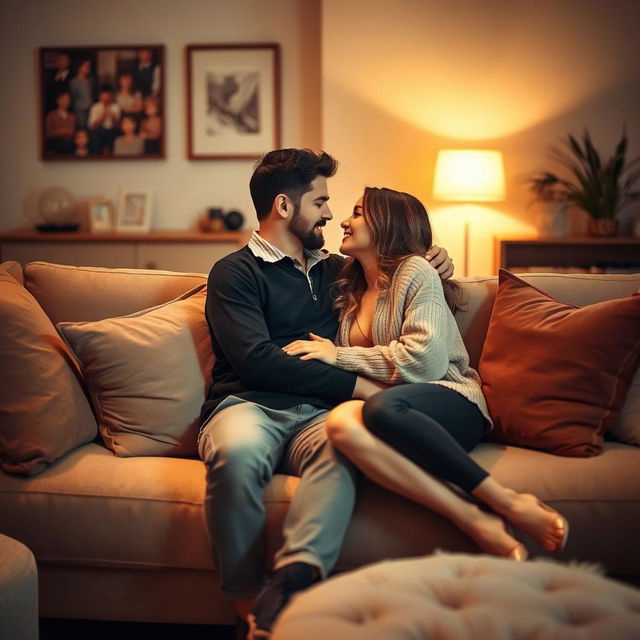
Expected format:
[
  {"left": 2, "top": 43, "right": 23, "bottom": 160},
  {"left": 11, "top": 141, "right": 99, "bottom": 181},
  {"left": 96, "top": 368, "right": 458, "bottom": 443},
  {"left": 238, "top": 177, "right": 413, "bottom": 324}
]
[{"left": 200, "top": 246, "right": 357, "bottom": 425}]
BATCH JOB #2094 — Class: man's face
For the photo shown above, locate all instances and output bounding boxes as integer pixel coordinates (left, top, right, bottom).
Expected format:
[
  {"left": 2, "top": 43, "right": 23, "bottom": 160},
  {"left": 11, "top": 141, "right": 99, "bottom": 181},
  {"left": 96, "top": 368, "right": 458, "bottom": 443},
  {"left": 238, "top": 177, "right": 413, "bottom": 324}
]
[
  {"left": 287, "top": 176, "right": 332, "bottom": 250},
  {"left": 138, "top": 49, "right": 152, "bottom": 64}
]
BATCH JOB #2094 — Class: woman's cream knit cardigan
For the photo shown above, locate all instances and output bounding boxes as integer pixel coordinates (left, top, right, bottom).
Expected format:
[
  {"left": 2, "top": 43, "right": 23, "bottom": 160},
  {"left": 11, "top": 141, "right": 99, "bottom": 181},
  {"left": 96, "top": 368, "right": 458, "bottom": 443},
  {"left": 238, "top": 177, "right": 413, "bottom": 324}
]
[{"left": 335, "top": 255, "right": 491, "bottom": 425}]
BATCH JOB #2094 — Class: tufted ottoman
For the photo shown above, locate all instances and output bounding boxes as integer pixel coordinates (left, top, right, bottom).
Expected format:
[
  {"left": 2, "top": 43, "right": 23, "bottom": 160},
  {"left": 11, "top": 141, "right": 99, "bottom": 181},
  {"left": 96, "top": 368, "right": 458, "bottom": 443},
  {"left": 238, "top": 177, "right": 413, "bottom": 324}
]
[
  {"left": 0, "top": 534, "right": 39, "bottom": 640},
  {"left": 272, "top": 554, "right": 640, "bottom": 639}
]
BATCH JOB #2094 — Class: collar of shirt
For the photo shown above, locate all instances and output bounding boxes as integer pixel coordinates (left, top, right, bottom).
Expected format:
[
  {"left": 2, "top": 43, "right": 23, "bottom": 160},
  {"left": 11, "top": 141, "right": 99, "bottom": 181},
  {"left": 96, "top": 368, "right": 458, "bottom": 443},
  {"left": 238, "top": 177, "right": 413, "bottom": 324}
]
[{"left": 248, "top": 230, "right": 329, "bottom": 273}]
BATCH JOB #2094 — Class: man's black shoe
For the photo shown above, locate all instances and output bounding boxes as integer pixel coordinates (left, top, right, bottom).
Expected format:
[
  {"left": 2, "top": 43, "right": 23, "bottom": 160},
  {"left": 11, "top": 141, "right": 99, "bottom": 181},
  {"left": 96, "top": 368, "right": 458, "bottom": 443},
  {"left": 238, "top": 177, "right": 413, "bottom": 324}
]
[{"left": 247, "top": 562, "right": 318, "bottom": 639}]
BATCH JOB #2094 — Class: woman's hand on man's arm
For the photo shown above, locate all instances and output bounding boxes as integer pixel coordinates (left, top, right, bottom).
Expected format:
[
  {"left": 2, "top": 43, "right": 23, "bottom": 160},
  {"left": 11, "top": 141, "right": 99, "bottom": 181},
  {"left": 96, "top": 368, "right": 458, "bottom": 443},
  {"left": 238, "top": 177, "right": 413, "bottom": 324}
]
[
  {"left": 281, "top": 335, "right": 389, "bottom": 399},
  {"left": 282, "top": 333, "right": 337, "bottom": 365}
]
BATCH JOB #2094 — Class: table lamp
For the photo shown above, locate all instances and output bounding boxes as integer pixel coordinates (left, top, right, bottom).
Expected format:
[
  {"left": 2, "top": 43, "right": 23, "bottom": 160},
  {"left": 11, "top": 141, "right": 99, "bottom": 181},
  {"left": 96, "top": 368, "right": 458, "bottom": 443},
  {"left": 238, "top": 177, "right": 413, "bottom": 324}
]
[{"left": 433, "top": 150, "right": 506, "bottom": 276}]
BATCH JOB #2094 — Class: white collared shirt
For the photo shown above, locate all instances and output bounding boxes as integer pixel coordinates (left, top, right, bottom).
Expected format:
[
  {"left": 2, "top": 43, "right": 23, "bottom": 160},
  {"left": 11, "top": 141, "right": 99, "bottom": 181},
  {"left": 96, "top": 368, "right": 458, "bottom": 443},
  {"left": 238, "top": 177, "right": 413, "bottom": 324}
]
[{"left": 247, "top": 230, "right": 330, "bottom": 298}]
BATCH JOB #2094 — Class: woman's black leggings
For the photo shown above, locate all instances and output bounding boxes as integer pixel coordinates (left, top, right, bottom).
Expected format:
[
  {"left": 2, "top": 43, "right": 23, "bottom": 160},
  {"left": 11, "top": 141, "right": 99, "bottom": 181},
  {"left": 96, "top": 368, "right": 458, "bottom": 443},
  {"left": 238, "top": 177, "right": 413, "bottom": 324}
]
[{"left": 362, "top": 383, "right": 489, "bottom": 493}]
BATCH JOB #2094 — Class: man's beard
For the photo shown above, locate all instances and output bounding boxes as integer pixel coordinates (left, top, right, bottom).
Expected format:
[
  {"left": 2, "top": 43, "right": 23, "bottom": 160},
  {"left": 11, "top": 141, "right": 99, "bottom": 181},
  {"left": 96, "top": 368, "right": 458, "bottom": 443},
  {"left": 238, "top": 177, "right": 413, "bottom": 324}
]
[{"left": 288, "top": 206, "right": 326, "bottom": 250}]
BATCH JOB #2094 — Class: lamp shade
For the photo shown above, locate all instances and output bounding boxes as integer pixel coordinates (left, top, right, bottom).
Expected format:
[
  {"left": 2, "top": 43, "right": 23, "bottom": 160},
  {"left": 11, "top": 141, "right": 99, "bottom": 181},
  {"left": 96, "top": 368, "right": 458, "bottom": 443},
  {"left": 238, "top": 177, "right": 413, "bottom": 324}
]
[{"left": 433, "top": 150, "right": 506, "bottom": 202}]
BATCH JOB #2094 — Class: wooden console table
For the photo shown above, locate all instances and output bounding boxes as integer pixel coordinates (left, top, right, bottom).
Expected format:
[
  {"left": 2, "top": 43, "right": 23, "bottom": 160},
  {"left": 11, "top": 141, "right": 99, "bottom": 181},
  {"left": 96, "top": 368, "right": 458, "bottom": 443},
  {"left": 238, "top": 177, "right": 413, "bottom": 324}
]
[
  {"left": 494, "top": 236, "right": 640, "bottom": 273},
  {"left": 0, "top": 230, "right": 251, "bottom": 273}
]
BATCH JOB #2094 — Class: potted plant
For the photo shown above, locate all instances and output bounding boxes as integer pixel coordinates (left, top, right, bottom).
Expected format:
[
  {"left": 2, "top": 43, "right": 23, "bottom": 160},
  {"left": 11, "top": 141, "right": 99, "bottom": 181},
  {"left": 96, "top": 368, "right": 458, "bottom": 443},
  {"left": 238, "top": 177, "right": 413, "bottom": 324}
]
[{"left": 529, "top": 130, "right": 640, "bottom": 236}]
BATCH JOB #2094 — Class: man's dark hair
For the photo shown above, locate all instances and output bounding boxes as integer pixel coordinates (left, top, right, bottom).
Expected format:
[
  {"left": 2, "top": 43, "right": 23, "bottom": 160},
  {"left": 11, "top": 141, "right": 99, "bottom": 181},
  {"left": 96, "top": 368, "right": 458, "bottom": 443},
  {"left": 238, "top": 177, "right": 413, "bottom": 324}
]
[{"left": 250, "top": 149, "right": 338, "bottom": 221}]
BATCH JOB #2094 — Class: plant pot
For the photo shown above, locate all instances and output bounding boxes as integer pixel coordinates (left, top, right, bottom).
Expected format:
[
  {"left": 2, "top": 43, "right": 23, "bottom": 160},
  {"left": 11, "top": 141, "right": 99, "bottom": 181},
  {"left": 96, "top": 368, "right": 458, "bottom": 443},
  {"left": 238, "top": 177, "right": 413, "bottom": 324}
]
[{"left": 587, "top": 218, "right": 617, "bottom": 237}]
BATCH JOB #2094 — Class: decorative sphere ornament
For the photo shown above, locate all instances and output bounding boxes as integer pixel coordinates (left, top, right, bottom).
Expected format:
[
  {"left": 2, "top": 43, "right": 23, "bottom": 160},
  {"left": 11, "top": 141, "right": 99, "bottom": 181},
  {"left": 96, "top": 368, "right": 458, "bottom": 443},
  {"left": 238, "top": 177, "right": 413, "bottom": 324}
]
[{"left": 36, "top": 187, "right": 79, "bottom": 231}]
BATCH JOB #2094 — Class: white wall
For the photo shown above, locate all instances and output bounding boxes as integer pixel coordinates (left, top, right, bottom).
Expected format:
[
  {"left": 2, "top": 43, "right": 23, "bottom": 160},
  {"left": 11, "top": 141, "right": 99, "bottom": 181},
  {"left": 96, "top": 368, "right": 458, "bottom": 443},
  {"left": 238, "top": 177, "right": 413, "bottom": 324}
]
[
  {"left": 321, "top": 0, "right": 640, "bottom": 274},
  {"left": 0, "top": 0, "right": 321, "bottom": 232}
]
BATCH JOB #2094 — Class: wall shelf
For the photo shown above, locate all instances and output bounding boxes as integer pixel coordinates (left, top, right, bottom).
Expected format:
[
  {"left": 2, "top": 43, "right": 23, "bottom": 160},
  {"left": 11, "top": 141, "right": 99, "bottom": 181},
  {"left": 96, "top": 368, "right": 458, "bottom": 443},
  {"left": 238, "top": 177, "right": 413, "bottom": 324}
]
[{"left": 0, "top": 230, "right": 251, "bottom": 273}]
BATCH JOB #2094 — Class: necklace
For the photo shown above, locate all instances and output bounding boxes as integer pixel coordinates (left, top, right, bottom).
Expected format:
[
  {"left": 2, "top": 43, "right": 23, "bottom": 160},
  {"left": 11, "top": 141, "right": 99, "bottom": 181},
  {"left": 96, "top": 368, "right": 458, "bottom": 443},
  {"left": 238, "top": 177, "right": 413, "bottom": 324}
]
[{"left": 354, "top": 314, "right": 374, "bottom": 346}]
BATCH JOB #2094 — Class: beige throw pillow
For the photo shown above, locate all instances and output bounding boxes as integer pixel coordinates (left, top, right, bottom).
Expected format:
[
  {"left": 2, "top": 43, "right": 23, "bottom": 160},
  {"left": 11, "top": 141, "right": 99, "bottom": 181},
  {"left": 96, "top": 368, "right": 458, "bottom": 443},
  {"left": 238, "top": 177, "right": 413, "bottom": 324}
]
[
  {"left": 57, "top": 285, "right": 212, "bottom": 457},
  {"left": 0, "top": 268, "right": 98, "bottom": 476}
]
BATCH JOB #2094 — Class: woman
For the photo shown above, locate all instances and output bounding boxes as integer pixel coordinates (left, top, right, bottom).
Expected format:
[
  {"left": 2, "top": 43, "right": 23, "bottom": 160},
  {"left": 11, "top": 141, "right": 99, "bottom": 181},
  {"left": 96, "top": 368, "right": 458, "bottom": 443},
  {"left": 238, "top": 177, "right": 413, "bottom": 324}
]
[
  {"left": 69, "top": 59, "right": 95, "bottom": 129},
  {"left": 283, "top": 187, "right": 568, "bottom": 559},
  {"left": 115, "top": 72, "right": 143, "bottom": 118}
]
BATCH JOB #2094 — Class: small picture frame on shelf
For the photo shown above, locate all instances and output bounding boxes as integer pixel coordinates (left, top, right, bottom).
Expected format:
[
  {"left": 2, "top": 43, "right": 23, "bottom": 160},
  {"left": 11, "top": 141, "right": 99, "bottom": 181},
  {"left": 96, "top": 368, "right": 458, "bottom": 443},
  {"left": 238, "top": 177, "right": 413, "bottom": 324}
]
[
  {"left": 117, "top": 189, "right": 152, "bottom": 232},
  {"left": 87, "top": 198, "right": 115, "bottom": 232},
  {"left": 186, "top": 43, "right": 281, "bottom": 160}
]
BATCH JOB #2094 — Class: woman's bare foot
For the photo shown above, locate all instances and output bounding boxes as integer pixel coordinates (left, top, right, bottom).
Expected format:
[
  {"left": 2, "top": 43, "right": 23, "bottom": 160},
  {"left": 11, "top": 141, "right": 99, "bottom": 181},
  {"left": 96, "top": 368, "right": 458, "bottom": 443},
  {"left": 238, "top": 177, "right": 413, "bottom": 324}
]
[
  {"left": 500, "top": 493, "right": 569, "bottom": 553},
  {"left": 458, "top": 506, "right": 528, "bottom": 560}
]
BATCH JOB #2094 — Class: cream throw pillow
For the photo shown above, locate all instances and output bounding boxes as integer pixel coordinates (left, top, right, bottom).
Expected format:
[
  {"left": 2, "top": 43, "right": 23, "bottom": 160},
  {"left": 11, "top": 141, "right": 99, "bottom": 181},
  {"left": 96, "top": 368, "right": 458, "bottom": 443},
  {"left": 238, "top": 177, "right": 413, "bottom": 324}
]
[
  {"left": 0, "top": 268, "right": 98, "bottom": 476},
  {"left": 57, "top": 285, "right": 213, "bottom": 457}
]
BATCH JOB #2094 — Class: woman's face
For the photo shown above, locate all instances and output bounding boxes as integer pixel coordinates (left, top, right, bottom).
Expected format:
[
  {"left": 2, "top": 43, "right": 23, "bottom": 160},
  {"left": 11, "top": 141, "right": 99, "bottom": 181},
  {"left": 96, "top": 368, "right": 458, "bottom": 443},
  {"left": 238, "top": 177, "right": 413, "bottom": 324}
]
[
  {"left": 74, "top": 129, "right": 89, "bottom": 146},
  {"left": 121, "top": 117, "right": 136, "bottom": 134},
  {"left": 340, "top": 196, "right": 374, "bottom": 257}
]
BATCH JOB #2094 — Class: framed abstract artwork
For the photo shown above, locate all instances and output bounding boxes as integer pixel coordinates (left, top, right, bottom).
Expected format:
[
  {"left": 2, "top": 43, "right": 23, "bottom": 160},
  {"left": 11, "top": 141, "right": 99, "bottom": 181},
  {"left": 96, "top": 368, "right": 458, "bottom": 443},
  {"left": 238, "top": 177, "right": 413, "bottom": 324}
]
[
  {"left": 186, "top": 43, "right": 281, "bottom": 160},
  {"left": 39, "top": 45, "right": 165, "bottom": 161}
]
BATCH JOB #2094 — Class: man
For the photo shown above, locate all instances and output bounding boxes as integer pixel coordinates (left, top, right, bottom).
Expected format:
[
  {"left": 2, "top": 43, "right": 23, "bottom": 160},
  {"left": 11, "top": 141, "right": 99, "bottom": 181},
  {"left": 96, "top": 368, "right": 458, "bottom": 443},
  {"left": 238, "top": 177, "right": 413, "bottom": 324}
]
[
  {"left": 44, "top": 52, "right": 71, "bottom": 112},
  {"left": 88, "top": 84, "right": 121, "bottom": 156},
  {"left": 198, "top": 149, "right": 453, "bottom": 638},
  {"left": 133, "top": 48, "right": 160, "bottom": 97}
]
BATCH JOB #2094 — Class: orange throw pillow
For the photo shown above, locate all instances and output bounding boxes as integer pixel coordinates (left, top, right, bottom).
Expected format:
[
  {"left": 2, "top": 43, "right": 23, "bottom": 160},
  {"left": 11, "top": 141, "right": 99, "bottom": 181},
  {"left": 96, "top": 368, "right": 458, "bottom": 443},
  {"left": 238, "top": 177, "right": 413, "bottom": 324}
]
[{"left": 479, "top": 270, "right": 640, "bottom": 457}]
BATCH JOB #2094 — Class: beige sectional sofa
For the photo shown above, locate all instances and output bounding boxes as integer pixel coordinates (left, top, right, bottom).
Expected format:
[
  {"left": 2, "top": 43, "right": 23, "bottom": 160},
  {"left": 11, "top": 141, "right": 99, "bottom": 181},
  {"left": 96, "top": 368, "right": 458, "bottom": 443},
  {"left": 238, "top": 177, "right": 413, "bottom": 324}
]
[{"left": 1, "top": 260, "right": 639, "bottom": 625}]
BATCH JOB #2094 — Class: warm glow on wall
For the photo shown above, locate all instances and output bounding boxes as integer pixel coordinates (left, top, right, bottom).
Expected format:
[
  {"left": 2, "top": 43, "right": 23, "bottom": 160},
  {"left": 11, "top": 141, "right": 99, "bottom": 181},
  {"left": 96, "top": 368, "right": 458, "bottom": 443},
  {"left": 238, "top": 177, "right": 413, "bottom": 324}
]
[
  {"left": 323, "top": 2, "right": 640, "bottom": 140},
  {"left": 433, "top": 151, "right": 506, "bottom": 202}
]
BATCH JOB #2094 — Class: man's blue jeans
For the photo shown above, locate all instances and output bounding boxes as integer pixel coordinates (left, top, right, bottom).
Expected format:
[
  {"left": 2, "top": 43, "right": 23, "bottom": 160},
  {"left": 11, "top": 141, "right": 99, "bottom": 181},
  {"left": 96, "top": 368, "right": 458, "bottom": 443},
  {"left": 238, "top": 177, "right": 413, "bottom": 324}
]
[{"left": 198, "top": 397, "right": 357, "bottom": 598}]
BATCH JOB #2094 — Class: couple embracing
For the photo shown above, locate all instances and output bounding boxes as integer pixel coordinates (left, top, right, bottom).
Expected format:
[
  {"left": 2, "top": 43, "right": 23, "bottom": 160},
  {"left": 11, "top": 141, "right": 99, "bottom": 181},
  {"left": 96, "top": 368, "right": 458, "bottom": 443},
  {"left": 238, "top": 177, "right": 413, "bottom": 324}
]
[{"left": 197, "top": 148, "right": 568, "bottom": 639}]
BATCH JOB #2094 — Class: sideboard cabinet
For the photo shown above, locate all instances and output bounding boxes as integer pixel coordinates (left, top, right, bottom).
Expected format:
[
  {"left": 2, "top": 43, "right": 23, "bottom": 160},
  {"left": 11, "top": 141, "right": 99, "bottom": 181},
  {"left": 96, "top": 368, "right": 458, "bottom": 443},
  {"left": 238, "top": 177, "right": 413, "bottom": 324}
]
[{"left": 494, "top": 237, "right": 640, "bottom": 273}]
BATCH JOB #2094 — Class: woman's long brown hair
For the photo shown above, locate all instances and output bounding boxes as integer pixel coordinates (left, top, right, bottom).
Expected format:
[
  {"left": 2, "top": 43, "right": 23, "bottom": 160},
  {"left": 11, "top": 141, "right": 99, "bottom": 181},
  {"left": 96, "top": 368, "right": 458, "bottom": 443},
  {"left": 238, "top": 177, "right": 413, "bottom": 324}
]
[{"left": 333, "top": 187, "right": 464, "bottom": 319}]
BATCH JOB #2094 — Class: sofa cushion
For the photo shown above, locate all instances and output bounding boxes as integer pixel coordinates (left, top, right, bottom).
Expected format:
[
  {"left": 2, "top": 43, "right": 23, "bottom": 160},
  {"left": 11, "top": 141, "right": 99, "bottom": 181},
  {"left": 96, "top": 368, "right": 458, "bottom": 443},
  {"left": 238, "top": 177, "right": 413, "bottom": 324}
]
[
  {"left": 24, "top": 262, "right": 206, "bottom": 325},
  {"left": 57, "top": 286, "right": 212, "bottom": 458},
  {"left": 0, "top": 268, "right": 98, "bottom": 476},
  {"left": 1, "top": 441, "right": 637, "bottom": 575},
  {"left": 0, "top": 443, "right": 213, "bottom": 570},
  {"left": 479, "top": 270, "right": 640, "bottom": 457}
]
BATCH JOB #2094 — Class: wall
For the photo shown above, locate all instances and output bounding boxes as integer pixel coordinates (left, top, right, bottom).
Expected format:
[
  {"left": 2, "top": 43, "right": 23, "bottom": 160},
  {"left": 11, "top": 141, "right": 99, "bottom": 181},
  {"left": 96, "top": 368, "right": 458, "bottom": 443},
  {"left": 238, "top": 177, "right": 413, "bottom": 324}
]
[
  {"left": 0, "top": 0, "right": 321, "bottom": 233},
  {"left": 321, "top": 0, "right": 640, "bottom": 274}
]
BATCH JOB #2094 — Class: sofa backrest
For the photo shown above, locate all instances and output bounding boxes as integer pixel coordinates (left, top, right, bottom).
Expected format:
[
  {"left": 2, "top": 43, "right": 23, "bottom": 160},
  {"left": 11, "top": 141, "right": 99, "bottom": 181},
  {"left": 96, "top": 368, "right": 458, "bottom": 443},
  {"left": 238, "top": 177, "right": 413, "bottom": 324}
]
[
  {"left": 22, "top": 261, "right": 640, "bottom": 368},
  {"left": 23, "top": 262, "right": 206, "bottom": 326}
]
